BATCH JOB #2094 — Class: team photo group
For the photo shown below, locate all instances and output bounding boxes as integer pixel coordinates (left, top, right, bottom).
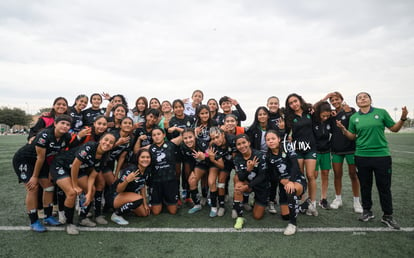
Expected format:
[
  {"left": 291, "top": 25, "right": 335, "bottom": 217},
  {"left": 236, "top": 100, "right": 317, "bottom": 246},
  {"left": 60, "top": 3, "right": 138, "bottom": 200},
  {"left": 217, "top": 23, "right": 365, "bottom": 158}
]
[{"left": 12, "top": 89, "right": 408, "bottom": 236}]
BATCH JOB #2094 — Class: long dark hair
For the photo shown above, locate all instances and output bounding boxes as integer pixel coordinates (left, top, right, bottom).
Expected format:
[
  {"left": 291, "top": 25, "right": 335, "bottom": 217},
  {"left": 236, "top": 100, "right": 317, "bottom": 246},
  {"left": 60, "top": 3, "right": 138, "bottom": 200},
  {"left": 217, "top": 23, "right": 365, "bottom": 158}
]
[
  {"left": 195, "top": 105, "right": 213, "bottom": 127},
  {"left": 285, "top": 93, "right": 311, "bottom": 128},
  {"left": 49, "top": 97, "right": 69, "bottom": 118},
  {"left": 249, "top": 106, "right": 270, "bottom": 130},
  {"left": 313, "top": 101, "right": 332, "bottom": 123}
]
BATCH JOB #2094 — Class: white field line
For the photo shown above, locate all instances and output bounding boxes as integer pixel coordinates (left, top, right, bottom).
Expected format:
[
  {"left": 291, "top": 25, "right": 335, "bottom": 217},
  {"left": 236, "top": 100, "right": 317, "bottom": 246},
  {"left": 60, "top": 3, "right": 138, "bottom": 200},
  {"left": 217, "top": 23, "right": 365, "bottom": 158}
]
[
  {"left": 391, "top": 149, "right": 414, "bottom": 154},
  {"left": 0, "top": 226, "right": 413, "bottom": 233}
]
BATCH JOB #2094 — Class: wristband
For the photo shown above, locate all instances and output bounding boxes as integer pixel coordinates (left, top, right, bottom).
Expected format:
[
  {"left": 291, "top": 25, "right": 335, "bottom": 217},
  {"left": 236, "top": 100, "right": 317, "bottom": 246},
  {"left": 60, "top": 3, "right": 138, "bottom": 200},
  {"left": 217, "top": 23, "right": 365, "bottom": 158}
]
[{"left": 401, "top": 117, "right": 407, "bottom": 121}]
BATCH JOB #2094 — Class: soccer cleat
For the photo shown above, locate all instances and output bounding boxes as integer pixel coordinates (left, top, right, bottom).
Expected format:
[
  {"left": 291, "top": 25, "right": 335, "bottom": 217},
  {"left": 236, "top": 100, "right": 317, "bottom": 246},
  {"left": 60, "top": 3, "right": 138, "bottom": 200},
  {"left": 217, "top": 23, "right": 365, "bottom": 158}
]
[
  {"left": 359, "top": 210, "right": 375, "bottom": 222},
  {"left": 217, "top": 207, "right": 225, "bottom": 217},
  {"left": 66, "top": 224, "right": 79, "bottom": 235},
  {"left": 231, "top": 209, "right": 238, "bottom": 219},
  {"left": 319, "top": 199, "right": 329, "bottom": 210},
  {"left": 381, "top": 215, "right": 400, "bottom": 230},
  {"left": 209, "top": 208, "right": 218, "bottom": 218},
  {"left": 95, "top": 215, "right": 108, "bottom": 225},
  {"left": 353, "top": 201, "right": 363, "bottom": 214},
  {"left": 79, "top": 218, "right": 97, "bottom": 227},
  {"left": 243, "top": 203, "right": 252, "bottom": 211},
  {"left": 267, "top": 201, "right": 278, "bottom": 214},
  {"left": 44, "top": 216, "right": 61, "bottom": 226},
  {"left": 188, "top": 205, "right": 202, "bottom": 214},
  {"left": 234, "top": 217, "right": 245, "bottom": 230},
  {"left": 306, "top": 203, "right": 318, "bottom": 216},
  {"left": 330, "top": 198, "right": 343, "bottom": 209},
  {"left": 58, "top": 210, "right": 66, "bottom": 224},
  {"left": 30, "top": 220, "right": 47, "bottom": 233},
  {"left": 283, "top": 223, "right": 297, "bottom": 236},
  {"left": 111, "top": 213, "right": 129, "bottom": 225}
]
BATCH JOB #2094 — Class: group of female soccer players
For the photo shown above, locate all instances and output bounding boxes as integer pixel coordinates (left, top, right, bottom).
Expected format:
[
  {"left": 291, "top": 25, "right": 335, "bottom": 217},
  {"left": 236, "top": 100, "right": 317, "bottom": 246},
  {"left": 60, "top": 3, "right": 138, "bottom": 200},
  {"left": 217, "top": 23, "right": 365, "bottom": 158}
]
[{"left": 13, "top": 90, "right": 407, "bottom": 236}]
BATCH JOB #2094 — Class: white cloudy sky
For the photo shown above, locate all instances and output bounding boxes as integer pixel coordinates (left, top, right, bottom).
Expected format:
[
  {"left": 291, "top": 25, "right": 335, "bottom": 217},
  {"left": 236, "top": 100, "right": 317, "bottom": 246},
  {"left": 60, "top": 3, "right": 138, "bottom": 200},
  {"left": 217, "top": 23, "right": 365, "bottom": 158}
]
[{"left": 1, "top": 0, "right": 413, "bottom": 124}]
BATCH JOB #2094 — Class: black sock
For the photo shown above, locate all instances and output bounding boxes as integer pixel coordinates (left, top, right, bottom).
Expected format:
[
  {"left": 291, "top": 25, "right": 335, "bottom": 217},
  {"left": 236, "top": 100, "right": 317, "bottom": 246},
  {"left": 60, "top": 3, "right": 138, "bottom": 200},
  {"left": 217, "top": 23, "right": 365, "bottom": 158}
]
[
  {"left": 37, "top": 187, "right": 43, "bottom": 210},
  {"left": 28, "top": 209, "right": 38, "bottom": 224},
  {"left": 218, "top": 195, "right": 225, "bottom": 208},
  {"left": 210, "top": 191, "right": 218, "bottom": 208},
  {"left": 201, "top": 187, "right": 208, "bottom": 198},
  {"left": 64, "top": 206, "right": 75, "bottom": 224},
  {"left": 115, "top": 199, "right": 143, "bottom": 216},
  {"left": 94, "top": 191, "right": 103, "bottom": 217},
  {"left": 44, "top": 204, "right": 53, "bottom": 218},
  {"left": 190, "top": 189, "right": 200, "bottom": 205},
  {"left": 287, "top": 191, "right": 299, "bottom": 226},
  {"left": 233, "top": 201, "right": 243, "bottom": 217},
  {"left": 79, "top": 204, "right": 92, "bottom": 220},
  {"left": 57, "top": 188, "right": 66, "bottom": 212},
  {"left": 243, "top": 194, "right": 249, "bottom": 204}
]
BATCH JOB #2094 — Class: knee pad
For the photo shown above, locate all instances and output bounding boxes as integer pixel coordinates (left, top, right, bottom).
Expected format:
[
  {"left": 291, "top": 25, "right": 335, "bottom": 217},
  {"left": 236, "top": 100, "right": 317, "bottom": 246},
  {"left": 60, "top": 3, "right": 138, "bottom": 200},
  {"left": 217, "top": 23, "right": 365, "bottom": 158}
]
[
  {"left": 217, "top": 183, "right": 225, "bottom": 189},
  {"left": 44, "top": 186, "right": 55, "bottom": 192}
]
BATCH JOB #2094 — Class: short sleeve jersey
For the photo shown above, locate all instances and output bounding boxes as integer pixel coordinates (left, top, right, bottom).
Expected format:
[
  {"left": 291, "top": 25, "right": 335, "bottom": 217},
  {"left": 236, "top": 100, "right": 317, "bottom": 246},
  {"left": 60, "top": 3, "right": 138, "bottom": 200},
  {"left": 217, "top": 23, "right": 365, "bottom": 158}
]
[
  {"left": 290, "top": 112, "right": 316, "bottom": 153},
  {"left": 180, "top": 139, "right": 209, "bottom": 167},
  {"left": 113, "top": 164, "right": 148, "bottom": 193},
  {"left": 234, "top": 149, "right": 268, "bottom": 189},
  {"left": 108, "top": 129, "right": 134, "bottom": 162},
  {"left": 266, "top": 148, "right": 305, "bottom": 183},
  {"left": 330, "top": 108, "right": 356, "bottom": 154},
  {"left": 168, "top": 115, "right": 195, "bottom": 139},
  {"left": 348, "top": 107, "right": 394, "bottom": 157},
  {"left": 82, "top": 107, "right": 106, "bottom": 126},
  {"left": 69, "top": 106, "right": 84, "bottom": 133},
  {"left": 149, "top": 141, "right": 177, "bottom": 183},
  {"left": 211, "top": 134, "right": 237, "bottom": 171},
  {"left": 53, "top": 142, "right": 105, "bottom": 173}
]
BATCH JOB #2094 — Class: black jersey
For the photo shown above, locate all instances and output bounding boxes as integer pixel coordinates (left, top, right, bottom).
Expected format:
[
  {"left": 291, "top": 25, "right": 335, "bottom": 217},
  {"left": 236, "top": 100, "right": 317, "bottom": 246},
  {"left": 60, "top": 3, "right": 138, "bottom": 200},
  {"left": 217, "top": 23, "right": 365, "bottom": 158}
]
[
  {"left": 112, "top": 164, "right": 148, "bottom": 194},
  {"left": 133, "top": 126, "right": 154, "bottom": 148},
  {"left": 289, "top": 112, "right": 316, "bottom": 153},
  {"left": 52, "top": 142, "right": 106, "bottom": 173},
  {"left": 149, "top": 141, "right": 178, "bottom": 183},
  {"left": 82, "top": 107, "right": 106, "bottom": 126},
  {"left": 313, "top": 118, "right": 332, "bottom": 153},
  {"left": 266, "top": 148, "right": 305, "bottom": 184},
  {"left": 211, "top": 134, "right": 237, "bottom": 171},
  {"left": 180, "top": 138, "right": 209, "bottom": 168},
  {"left": 108, "top": 129, "right": 134, "bottom": 162},
  {"left": 69, "top": 106, "right": 84, "bottom": 133},
  {"left": 330, "top": 108, "right": 356, "bottom": 154},
  {"left": 234, "top": 149, "right": 268, "bottom": 189},
  {"left": 193, "top": 120, "right": 217, "bottom": 143},
  {"left": 15, "top": 127, "right": 73, "bottom": 164},
  {"left": 168, "top": 115, "right": 195, "bottom": 139}
]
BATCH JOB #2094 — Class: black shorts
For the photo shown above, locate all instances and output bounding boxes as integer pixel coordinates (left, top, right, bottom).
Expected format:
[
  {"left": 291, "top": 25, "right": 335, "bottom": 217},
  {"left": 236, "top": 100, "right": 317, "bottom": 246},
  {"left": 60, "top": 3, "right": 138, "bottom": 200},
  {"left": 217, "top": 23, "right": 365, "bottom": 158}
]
[
  {"left": 149, "top": 180, "right": 178, "bottom": 206},
  {"left": 12, "top": 156, "right": 48, "bottom": 183},
  {"left": 252, "top": 184, "right": 269, "bottom": 207},
  {"left": 102, "top": 160, "right": 115, "bottom": 174},
  {"left": 50, "top": 165, "right": 88, "bottom": 182}
]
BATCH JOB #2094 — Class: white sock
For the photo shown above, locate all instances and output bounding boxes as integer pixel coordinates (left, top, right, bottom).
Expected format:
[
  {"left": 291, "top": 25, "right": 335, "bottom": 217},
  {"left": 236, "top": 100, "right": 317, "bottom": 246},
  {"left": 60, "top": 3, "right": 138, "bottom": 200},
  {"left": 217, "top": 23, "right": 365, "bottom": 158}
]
[
  {"left": 335, "top": 195, "right": 342, "bottom": 200},
  {"left": 353, "top": 196, "right": 360, "bottom": 203},
  {"left": 312, "top": 201, "right": 316, "bottom": 207}
]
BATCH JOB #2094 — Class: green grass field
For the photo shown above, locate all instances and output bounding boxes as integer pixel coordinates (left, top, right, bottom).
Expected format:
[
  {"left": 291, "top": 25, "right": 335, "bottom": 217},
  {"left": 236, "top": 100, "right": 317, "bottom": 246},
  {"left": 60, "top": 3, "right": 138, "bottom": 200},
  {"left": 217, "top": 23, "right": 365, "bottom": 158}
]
[{"left": 0, "top": 134, "right": 413, "bottom": 257}]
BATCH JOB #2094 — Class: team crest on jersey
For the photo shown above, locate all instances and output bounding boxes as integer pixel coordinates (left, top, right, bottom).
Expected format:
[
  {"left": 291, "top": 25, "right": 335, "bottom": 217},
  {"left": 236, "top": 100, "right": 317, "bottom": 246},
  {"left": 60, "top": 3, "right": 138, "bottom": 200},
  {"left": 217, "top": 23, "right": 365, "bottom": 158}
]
[
  {"left": 58, "top": 168, "right": 65, "bottom": 175},
  {"left": 341, "top": 115, "right": 346, "bottom": 120},
  {"left": 327, "top": 124, "right": 331, "bottom": 130},
  {"left": 306, "top": 114, "right": 311, "bottom": 119},
  {"left": 282, "top": 152, "right": 287, "bottom": 158},
  {"left": 186, "top": 121, "right": 191, "bottom": 127},
  {"left": 293, "top": 118, "right": 298, "bottom": 123},
  {"left": 163, "top": 143, "right": 168, "bottom": 148},
  {"left": 374, "top": 115, "right": 379, "bottom": 119},
  {"left": 79, "top": 150, "right": 88, "bottom": 158},
  {"left": 20, "top": 172, "right": 27, "bottom": 180},
  {"left": 355, "top": 118, "right": 359, "bottom": 123},
  {"left": 38, "top": 138, "right": 46, "bottom": 145}
]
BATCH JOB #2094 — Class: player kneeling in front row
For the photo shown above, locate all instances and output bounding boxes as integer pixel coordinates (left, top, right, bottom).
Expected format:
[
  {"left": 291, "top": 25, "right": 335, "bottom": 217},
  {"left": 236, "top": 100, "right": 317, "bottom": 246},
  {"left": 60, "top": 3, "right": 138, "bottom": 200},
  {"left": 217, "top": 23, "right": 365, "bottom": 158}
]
[
  {"left": 233, "top": 134, "right": 268, "bottom": 230},
  {"left": 109, "top": 149, "right": 151, "bottom": 225},
  {"left": 265, "top": 130, "right": 307, "bottom": 236}
]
